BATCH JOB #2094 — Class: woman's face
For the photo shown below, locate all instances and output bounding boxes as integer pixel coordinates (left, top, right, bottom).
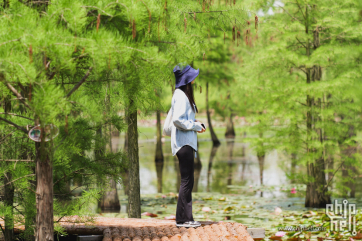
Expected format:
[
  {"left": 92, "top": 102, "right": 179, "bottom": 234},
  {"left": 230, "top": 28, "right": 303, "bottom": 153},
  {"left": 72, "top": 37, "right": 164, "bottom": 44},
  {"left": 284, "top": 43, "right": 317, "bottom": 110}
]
[{"left": 191, "top": 80, "right": 195, "bottom": 84}]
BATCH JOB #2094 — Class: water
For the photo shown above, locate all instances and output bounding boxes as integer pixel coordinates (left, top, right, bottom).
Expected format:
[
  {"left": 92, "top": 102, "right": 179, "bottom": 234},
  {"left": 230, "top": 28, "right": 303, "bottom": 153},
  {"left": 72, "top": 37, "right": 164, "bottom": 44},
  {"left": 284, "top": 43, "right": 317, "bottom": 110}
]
[
  {"left": 85, "top": 124, "right": 362, "bottom": 218},
  {"left": 116, "top": 134, "right": 288, "bottom": 196}
]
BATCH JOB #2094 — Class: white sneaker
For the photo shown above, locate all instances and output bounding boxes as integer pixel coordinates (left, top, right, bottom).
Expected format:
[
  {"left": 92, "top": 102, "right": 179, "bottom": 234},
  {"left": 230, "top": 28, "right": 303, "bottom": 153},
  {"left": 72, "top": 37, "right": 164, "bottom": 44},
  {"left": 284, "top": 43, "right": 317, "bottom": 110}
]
[{"left": 176, "top": 221, "right": 201, "bottom": 228}]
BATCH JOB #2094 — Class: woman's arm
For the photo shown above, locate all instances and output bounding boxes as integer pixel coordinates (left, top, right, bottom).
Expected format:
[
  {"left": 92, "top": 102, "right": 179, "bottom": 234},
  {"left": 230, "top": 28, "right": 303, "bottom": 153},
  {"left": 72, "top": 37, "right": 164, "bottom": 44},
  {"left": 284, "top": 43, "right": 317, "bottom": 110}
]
[{"left": 172, "top": 93, "right": 203, "bottom": 132}]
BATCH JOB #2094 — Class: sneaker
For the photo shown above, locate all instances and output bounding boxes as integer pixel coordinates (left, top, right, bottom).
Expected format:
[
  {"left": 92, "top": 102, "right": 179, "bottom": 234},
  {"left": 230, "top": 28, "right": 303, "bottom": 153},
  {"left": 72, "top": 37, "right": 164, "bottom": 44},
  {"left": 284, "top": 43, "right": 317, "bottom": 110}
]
[{"left": 176, "top": 221, "right": 201, "bottom": 228}]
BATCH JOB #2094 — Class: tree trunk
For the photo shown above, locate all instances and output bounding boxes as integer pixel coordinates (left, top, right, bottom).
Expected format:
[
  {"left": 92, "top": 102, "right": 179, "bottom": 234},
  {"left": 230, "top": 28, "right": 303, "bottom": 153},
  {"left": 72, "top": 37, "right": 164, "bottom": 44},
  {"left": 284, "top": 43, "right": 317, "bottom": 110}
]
[
  {"left": 122, "top": 108, "right": 129, "bottom": 196},
  {"left": 305, "top": 67, "right": 330, "bottom": 207},
  {"left": 35, "top": 141, "right": 54, "bottom": 241},
  {"left": 155, "top": 110, "right": 164, "bottom": 163},
  {"left": 350, "top": 166, "right": 357, "bottom": 198},
  {"left": 304, "top": 24, "right": 331, "bottom": 208},
  {"left": 127, "top": 99, "right": 141, "bottom": 218},
  {"left": 206, "top": 82, "right": 220, "bottom": 147},
  {"left": 291, "top": 153, "right": 297, "bottom": 184},
  {"left": 99, "top": 178, "right": 120, "bottom": 212},
  {"left": 339, "top": 124, "right": 358, "bottom": 198},
  {"left": 225, "top": 113, "right": 235, "bottom": 138},
  {"left": 124, "top": 109, "right": 129, "bottom": 152}
]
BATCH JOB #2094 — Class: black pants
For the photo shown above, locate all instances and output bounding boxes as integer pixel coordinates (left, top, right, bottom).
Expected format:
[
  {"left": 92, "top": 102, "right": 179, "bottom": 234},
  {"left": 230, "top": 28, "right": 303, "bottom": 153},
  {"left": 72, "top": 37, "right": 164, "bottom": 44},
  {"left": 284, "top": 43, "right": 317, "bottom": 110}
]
[{"left": 176, "top": 145, "right": 195, "bottom": 223}]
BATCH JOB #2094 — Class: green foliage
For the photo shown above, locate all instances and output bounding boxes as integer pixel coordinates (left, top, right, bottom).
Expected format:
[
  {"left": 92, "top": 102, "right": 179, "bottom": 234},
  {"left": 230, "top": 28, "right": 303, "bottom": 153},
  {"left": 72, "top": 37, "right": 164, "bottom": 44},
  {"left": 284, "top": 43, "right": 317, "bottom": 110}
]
[
  {"left": 0, "top": 0, "right": 253, "bottom": 236},
  {"left": 233, "top": 0, "right": 362, "bottom": 200}
]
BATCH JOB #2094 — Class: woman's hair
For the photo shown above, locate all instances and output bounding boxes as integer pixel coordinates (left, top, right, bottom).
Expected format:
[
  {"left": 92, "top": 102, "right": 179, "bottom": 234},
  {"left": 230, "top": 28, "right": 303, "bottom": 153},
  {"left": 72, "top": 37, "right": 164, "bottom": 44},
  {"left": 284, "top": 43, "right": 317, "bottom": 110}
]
[{"left": 177, "top": 82, "right": 198, "bottom": 113}]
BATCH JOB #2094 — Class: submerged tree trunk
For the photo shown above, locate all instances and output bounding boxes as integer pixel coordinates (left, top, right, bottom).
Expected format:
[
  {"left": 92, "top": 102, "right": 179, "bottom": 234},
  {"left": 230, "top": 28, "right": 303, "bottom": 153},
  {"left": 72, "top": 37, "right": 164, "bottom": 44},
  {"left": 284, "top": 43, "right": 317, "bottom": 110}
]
[
  {"left": 35, "top": 141, "right": 54, "bottom": 241},
  {"left": 127, "top": 98, "right": 141, "bottom": 218},
  {"left": 100, "top": 101, "right": 121, "bottom": 212},
  {"left": 225, "top": 113, "right": 235, "bottom": 138},
  {"left": 206, "top": 82, "right": 220, "bottom": 147},
  {"left": 99, "top": 178, "right": 120, "bottom": 212}
]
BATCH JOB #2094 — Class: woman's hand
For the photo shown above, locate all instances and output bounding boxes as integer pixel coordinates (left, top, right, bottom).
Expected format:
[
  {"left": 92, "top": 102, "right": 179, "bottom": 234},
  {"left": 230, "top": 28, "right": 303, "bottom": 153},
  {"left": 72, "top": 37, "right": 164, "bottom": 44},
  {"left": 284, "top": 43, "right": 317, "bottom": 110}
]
[
  {"left": 195, "top": 120, "right": 206, "bottom": 133},
  {"left": 197, "top": 128, "right": 206, "bottom": 133}
]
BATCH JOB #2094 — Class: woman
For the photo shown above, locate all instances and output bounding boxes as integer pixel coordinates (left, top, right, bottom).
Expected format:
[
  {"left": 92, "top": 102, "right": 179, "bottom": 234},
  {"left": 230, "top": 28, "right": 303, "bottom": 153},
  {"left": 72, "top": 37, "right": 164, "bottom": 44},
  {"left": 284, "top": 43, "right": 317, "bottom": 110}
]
[{"left": 171, "top": 64, "right": 206, "bottom": 228}]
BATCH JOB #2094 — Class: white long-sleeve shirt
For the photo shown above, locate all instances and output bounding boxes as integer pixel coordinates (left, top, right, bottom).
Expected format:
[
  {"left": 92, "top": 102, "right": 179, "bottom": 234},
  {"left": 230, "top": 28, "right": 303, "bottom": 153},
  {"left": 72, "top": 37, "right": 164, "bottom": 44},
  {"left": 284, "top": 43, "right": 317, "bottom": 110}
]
[{"left": 171, "top": 89, "right": 203, "bottom": 157}]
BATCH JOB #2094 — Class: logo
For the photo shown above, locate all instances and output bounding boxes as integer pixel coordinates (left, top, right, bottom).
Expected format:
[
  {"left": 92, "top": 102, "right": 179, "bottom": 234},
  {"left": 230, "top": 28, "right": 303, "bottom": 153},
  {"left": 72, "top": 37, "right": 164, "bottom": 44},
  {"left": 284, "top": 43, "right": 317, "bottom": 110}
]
[{"left": 326, "top": 200, "right": 357, "bottom": 235}]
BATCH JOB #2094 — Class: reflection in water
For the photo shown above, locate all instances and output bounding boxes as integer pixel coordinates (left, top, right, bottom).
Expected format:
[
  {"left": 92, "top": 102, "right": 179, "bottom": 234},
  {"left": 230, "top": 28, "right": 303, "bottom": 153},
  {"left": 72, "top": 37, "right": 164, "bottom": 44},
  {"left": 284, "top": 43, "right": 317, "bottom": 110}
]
[
  {"left": 174, "top": 156, "right": 181, "bottom": 193},
  {"left": 193, "top": 141, "right": 202, "bottom": 192},
  {"left": 155, "top": 109, "right": 164, "bottom": 193},
  {"left": 257, "top": 154, "right": 264, "bottom": 197},
  {"left": 241, "top": 143, "right": 247, "bottom": 181},
  {"left": 121, "top": 132, "right": 295, "bottom": 197},
  {"left": 156, "top": 162, "right": 164, "bottom": 193},
  {"left": 257, "top": 132, "right": 265, "bottom": 197},
  {"left": 207, "top": 145, "right": 220, "bottom": 192},
  {"left": 87, "top": 126, "right": 362, "bottom": 216},
  {"left": 226, "top": 139, "right": 235, "bottom": 186}
]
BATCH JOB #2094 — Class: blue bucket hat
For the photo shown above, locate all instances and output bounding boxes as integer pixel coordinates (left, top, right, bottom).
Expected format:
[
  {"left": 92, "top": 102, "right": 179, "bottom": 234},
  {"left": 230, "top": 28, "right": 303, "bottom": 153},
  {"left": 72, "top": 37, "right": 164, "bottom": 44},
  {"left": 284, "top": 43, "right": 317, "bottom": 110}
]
[{"left": 173, "top": 63, "right": 200, "bottom": 88}]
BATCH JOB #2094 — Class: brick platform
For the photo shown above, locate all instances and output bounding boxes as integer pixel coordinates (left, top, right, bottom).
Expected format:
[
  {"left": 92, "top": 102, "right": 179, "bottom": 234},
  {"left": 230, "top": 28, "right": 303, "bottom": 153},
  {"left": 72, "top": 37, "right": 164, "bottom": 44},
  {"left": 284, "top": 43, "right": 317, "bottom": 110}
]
[{"left": 64, "top": 217, "right": 254, "bottom": 241}]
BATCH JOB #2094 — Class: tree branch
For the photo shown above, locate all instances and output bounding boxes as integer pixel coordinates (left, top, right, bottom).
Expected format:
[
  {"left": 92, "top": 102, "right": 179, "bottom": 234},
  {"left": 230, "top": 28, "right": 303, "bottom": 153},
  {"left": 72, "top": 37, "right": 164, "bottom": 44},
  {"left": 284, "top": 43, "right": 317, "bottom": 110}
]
[
  {"left": 66, "top": 67, "right": 93, "bottom": 98},
  {"left": 296, "top": 101, "right": 306, "bottom": 106},
  {"left": 0, "top": 159, "right": 34, "bottom": 162},
  {"left": 276, "top": 5, "right": 303, "bottom": 24},
  {"left": 3, "top": 82, "right": 31, "bottom": 110},
  {"left": 53, "top": 168, "right": 85, "bottom": 186},
  {"left": 0, "top": 116, "right": 28, "bottom": 134},
  {"left": 0, "top": 38, "right": 21, "bottom": 47},
  {"left": 185, "top": 9, "right": 249, "bottom": 14},
  {"left": 0, "top": 174, "right": 36, "bottom": 189},
  {"left": 295, "top": 37, "right": 307, "bottom": 48},
  {"left": 0, "top": 112, "right": 33, "bottom": 121},
  {"left": 323, "top": 161, "right": 344, "bottom": 192},
  {"left": 295, "top": 0, "right": 306, "bottom": 20}
]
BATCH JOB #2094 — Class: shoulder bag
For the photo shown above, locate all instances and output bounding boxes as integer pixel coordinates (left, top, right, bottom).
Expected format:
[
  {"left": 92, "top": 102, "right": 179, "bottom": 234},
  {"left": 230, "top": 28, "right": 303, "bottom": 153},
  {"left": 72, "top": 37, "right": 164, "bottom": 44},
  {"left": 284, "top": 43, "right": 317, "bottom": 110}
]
[{"left": 162, "top": 107, "right": 174, "bottom": 137}]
